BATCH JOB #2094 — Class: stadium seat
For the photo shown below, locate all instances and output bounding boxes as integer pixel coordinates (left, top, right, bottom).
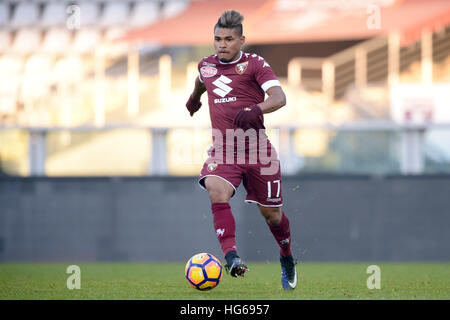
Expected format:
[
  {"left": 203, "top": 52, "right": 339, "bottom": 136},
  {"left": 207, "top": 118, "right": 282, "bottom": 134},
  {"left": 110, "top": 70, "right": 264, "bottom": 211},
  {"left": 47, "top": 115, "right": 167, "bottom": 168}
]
[
  {"left": 103, "top": 27, "right": 129, "bottom": 55},
  {"left": 9, "top": 2, "right": 40, "bottom": 28},
  {"left": 104, "top": 26, "right": 128, "bottom": 41},
  {"left": 40, "top": 2, "right": 67, "bottom": 27},
  {"left": 161, "top": 0, "right": 189, "bottom": 19},
  {"left": 11, "top": 28, "right": 42, "bottom": 54},
  {"left": 21, "top": 54, "right": 53, "bottom": 99},
  {"left": 72, "top": 28, "right": 102, "bottom": 54},
  {"left": 77, "top": 1, "right": 101, "bottom": 27},
  {"left": 0, "top": 30, "right": 11, "bottom": 51},
  {"left": 99, "top": 1, "right": 130, "bottom": 27},
  {"left": 129, "top": 1, "right": 160, "bottom": 27},
  {"left": 53, "top": 55, "right": 84, "bottom": 83},
  {"left": 0, "top": 55, "right": 22, "bottom": 112},
  {"left": 0, "top": 2, "right": 8, "bottom": 27},
  {"left": 41, "top": 28, "right": 72, "bottom": 54},
  {"left": 0, "top": 54, "right": 23, "bottom": 75}
]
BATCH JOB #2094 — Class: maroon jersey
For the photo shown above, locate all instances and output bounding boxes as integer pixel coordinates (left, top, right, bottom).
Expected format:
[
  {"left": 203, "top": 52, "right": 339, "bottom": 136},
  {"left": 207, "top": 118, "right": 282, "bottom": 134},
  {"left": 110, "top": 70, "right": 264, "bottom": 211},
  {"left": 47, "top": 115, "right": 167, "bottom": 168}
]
[{"left": 198, "top": 51, "right": 280, "bottom": 156}]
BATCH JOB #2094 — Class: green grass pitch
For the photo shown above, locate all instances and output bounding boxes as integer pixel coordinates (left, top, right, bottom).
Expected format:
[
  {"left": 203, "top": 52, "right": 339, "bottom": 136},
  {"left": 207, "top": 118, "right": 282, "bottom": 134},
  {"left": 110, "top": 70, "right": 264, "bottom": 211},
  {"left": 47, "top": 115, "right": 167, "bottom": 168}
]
[{"left": 1, "top": 262, "right": 449, "bottom": 299}]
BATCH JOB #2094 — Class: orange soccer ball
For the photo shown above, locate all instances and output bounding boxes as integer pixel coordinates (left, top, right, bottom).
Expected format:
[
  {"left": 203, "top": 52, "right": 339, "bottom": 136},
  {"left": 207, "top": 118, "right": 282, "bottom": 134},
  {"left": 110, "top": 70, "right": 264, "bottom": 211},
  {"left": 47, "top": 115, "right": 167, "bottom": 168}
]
[{"left": 185, "top": 253, "right": 223, "bottom": 291}]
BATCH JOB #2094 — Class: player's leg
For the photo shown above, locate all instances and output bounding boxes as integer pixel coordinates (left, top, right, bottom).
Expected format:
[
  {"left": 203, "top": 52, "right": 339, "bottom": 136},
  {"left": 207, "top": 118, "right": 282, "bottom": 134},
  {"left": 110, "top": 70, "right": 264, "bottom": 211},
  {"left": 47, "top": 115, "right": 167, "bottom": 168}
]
[
  {"left": 203, "top": 176, "right": 248, "bottom": 277},
  {"left": 243, "top": 155, "right": 298, "bottom": 289},
  {"left": 204, "top": 175, "right": 236, "bottom": 259},
  {"left": 257, "top": 205, "right": 291, "bottom": 257},
  {"left": 257, "top": 204, "right": 298, "bottom": 290}
]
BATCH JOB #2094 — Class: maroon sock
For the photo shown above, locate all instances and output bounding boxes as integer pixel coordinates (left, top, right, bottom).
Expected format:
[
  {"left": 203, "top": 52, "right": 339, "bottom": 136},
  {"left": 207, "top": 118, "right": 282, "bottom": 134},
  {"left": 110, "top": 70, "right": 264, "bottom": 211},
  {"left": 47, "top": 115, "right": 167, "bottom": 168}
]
[
  {"left": 267, "top": 211, "right": 292, "bottom": 257},
  {"left": 211, "top": 202, "right": 237, "bottom": 255}
]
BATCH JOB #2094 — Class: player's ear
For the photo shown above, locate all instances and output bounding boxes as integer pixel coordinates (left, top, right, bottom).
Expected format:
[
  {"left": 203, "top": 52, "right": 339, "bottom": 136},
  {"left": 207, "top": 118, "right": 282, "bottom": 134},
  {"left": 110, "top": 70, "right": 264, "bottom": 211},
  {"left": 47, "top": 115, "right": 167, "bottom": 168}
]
[{"left": 240, "top": 35, "right": 246, "bottom": 45}]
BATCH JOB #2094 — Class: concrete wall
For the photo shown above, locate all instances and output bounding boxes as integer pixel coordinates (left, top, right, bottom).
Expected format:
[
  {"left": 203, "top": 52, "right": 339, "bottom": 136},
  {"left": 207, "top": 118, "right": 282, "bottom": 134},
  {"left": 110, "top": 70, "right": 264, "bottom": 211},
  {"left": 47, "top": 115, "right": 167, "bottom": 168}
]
[{"left": 0, "top": 175, "right": 449, "bottom": 262}]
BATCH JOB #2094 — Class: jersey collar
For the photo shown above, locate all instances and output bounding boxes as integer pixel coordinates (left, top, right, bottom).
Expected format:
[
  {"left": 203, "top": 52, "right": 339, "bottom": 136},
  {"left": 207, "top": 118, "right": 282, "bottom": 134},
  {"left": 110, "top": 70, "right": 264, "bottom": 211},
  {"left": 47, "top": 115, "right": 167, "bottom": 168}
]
[{"left": 217, "top": 51, "right": 243, "bottom": 65}]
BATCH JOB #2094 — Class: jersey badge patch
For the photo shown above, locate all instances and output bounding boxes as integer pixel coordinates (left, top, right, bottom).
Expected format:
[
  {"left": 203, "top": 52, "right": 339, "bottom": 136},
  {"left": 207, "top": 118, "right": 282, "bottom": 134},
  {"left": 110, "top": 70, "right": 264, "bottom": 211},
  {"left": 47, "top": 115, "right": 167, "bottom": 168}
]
[
  {"left": 207, "top": 162, "right": 218, "bottom": 172},
  {"left": 235, "top": 61, "right": 249, "bottom": 75}
]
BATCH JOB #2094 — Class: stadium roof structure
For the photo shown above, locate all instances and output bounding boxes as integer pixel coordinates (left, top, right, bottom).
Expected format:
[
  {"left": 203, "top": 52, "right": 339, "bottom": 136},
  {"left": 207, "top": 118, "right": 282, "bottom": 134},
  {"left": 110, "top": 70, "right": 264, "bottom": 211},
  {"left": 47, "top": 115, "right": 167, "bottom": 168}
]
[{"left": 119, "top": 0, "right": 450, "bottom": 46}]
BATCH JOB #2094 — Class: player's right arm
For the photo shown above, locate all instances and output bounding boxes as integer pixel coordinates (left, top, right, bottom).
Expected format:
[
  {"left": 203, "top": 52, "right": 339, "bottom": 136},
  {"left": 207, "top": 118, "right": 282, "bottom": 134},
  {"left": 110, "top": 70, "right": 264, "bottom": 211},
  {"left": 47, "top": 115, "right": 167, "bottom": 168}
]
[{"left": 186, "top": 75, "right": 206, "bottom": 117}]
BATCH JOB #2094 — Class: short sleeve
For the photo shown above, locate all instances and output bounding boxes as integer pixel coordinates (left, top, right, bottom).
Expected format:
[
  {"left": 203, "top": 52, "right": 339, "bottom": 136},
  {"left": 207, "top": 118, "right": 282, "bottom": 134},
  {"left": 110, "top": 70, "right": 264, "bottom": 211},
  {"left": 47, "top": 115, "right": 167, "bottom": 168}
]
[
  {"left": 198, "top": 60, "right": 204, "bottom": 83},
  {"left": 253, "top": 55, "right": 280, "bottom": 92}
]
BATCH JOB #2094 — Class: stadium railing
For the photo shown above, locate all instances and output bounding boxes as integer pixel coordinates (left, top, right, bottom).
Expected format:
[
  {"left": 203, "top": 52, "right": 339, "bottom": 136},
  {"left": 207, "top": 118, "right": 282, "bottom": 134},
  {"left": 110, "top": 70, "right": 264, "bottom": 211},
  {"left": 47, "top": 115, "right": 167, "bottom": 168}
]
[{"left": 1, "top": 122, "right": 450, "bottom": 177}]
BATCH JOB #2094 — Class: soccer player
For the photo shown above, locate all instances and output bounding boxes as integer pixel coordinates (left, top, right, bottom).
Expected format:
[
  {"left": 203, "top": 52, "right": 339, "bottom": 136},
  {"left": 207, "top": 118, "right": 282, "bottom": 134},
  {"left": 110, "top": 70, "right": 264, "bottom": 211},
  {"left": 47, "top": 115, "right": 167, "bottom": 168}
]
[{"left": 185, "top": 10, "right": 297, "bottom": 290}]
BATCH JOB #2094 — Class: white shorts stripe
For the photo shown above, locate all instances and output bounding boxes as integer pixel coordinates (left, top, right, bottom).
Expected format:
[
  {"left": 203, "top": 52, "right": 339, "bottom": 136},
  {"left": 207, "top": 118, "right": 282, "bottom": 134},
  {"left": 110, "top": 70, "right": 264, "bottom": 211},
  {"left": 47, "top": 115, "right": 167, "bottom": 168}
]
[
  {"left": 244, "top": 199, "right": 283, "bottom": 207},
  {"left": 198, "top": 175, "right": 237, "bottom": 192}
]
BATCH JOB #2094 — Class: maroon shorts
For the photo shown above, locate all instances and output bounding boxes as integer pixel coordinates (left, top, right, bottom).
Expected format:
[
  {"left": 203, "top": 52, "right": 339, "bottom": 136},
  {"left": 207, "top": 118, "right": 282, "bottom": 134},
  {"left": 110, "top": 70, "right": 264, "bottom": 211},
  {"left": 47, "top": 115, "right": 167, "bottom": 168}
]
[{"left": 198, "top": 154, "right": 283, "bottom": 207}]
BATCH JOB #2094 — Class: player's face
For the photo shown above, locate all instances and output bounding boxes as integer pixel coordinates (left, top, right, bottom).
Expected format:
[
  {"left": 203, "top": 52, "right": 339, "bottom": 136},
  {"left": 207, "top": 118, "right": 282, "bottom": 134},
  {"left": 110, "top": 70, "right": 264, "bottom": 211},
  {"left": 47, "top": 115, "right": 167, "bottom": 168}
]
[{"left": 214, "top": 27, "right": 245, "bottom": 63}]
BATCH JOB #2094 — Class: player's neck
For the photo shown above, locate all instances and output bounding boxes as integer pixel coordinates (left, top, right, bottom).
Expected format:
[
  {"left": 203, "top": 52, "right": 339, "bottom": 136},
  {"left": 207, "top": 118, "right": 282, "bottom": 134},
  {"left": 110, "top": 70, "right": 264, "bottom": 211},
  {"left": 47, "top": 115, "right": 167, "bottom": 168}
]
[{"left": 218, "top": 51, "right": 243, "bottom": 64}]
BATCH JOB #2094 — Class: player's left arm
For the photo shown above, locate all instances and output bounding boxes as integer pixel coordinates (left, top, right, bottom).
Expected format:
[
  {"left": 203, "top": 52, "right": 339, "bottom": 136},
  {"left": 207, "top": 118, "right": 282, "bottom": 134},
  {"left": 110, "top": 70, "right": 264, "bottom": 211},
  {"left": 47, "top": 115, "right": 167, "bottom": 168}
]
[{"left": 257, "top": 86, "right": 286, "bottom": 114}]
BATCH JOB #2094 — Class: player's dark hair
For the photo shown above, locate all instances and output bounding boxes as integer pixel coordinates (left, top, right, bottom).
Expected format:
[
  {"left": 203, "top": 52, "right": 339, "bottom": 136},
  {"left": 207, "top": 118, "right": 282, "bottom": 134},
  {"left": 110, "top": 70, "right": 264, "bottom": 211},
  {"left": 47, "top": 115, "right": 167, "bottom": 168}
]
[{"left": 214, "top": 10, "right": 244, "bottom": 36}]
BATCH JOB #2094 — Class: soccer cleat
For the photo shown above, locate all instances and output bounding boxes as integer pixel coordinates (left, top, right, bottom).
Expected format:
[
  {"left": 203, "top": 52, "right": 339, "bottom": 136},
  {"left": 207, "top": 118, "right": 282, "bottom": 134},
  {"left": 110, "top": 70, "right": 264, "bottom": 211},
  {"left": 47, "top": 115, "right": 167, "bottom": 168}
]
[
  {"left": 224, "top": 251, "right": 249, "bottom": 277},
  {"left": 280, "top": 255, "right": 298, "bottom": 290}
]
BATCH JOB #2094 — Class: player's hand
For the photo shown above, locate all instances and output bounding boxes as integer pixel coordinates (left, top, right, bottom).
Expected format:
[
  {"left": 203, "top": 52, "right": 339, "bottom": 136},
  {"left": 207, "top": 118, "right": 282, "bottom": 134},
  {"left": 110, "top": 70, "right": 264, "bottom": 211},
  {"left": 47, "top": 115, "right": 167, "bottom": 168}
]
[
  {"left": 186, "top": 95, "right": 202, "bottom": 117},
  {"left": 233, "top": 105, "right": 265, "bottom": 130}
]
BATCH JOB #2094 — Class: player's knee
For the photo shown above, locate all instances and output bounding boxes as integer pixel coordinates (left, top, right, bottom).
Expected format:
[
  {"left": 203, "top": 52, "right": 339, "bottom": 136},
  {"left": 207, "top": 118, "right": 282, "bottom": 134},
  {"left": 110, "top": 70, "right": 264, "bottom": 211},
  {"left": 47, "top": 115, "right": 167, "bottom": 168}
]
[
  {"left": 259, "top": 206, "right": 282, "bottom": 225},
  {"left": 268, "top": 212, "right": 282, "bottom": 226},
  {"left": 208, "top": 189, "right": 230, "bottom": 204},
  {"left": 204, "top": 177, "right": 233, "bottom": 203}
]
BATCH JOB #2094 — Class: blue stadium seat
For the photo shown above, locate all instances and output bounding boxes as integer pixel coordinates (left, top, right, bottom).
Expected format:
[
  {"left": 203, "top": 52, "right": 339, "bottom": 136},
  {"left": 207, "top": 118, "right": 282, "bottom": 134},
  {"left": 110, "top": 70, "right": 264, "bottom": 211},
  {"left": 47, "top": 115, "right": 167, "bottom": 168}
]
[
  {"left": 0, "top": 2, "right": 9, "bottom": 27},
  {"left": 10, "top": 2, "right": 40, "bottom": 28},
  {"left": 129, "top": 1, "right": 160, "bottom": 27},
  {"left": 40, "top": 2, "right": 67, "bottom": 27},
  {"left": 77, "top": 1, "right": 101, "bottom": 27},
  {"left": 99, "top": 1, "right": 130, "bottom": 27},
  {"left": 161, "top": 0, "right": 189, "bottom": 19}
]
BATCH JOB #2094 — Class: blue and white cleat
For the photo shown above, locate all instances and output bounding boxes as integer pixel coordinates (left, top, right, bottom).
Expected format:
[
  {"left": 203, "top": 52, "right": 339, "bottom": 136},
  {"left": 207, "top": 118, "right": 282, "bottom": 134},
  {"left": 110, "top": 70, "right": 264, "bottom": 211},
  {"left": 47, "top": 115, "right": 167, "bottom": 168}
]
[{"left": 280, "top": 255, "right": 298, "bottom": 290}]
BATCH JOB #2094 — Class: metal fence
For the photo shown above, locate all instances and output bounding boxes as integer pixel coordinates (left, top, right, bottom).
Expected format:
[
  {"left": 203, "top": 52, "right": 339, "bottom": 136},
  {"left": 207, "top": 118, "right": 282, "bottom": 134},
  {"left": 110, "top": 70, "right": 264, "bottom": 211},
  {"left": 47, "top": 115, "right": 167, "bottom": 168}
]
[{"left": 1, "top": 122, "right": 450, "bottom": 177}]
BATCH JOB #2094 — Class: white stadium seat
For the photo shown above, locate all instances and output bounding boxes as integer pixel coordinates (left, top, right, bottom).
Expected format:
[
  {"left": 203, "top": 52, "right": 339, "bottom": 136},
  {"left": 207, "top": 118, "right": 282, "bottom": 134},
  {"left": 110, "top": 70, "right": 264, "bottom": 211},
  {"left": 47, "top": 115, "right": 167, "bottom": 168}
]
[
  {"left": 0, "top": 30, "right": 11, "bottom": 51},
  {"left": 41, "top": 27, "right": 72, "bottom": 54},
  {"left": 11, "top": 28, "right": 42, "bottom": 54},
  {"left": 53, "top": 55, "right": 84, "bottom": 83},
  {"left": 72, "top": 28, "right": 102, "bottom": 54},
  {"left": 21, "top": 54, "right": 53, "bottom": 99},
  {"left": 104, "top": 26, "right": 128, "bottom": 41},
  {"left": 10, "top": 2, "right": 40, "bottom": 28},
  {"left": 0, "top": 54, "right": 23, "bottom": 75}
]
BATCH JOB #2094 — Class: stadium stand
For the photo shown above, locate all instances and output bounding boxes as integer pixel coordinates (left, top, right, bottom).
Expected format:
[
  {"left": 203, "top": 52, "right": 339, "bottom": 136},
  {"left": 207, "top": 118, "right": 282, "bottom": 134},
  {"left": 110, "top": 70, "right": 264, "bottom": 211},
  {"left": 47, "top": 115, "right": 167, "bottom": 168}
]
[{"left": 0, "top": 0, "right": 449, "bottom": 176}]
